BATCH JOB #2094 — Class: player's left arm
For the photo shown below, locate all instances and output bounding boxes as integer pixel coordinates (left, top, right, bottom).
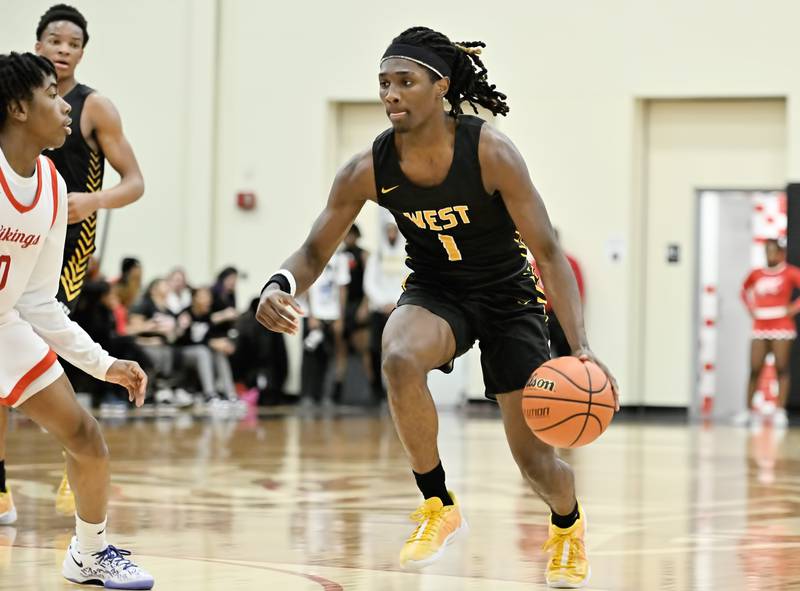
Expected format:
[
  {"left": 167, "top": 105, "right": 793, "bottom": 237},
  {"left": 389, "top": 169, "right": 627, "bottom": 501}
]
[
  {"left": 15, "top": 173, "right": 147, "bottom": 405},
  {"left": 67, "top": 94, "right": 145, "bottom": 223},
  {"left": 479, "top": 126, "right": 619, "bottom": 406}
]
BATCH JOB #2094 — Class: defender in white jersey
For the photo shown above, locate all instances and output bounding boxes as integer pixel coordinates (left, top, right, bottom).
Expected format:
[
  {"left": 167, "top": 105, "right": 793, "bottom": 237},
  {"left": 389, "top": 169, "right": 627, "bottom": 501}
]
[{"left": 0, "top": 52, "right": 153, "bottom": 589}]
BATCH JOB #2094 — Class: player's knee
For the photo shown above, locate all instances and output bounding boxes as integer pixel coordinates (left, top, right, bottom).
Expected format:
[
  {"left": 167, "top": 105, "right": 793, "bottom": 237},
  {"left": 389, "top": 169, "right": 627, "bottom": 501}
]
[
  {"left": 63, "top": 414, "right": 109, "bottom": 461},
  {"left": 382, "top": 348, "right": 424, "bottom": 386}
]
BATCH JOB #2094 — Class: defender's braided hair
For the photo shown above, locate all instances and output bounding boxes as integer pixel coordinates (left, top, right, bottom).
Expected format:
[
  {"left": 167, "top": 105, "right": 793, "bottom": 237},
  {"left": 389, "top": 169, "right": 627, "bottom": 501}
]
[
  {"left": 0, "top": 52, "right": 57, "bottom": 129},
  {"left": 390, "top": 26, "right": 509, "bottom": 117}
]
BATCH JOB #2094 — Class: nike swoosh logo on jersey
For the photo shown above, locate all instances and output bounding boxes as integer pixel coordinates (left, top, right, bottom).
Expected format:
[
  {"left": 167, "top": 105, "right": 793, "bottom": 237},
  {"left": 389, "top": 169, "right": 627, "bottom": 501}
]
[
  {"left": 381, "top": 185, "right": 400, "bottom": 194},
  {"left": 517, "top": 299, "right": 531, "bottom": 306}
]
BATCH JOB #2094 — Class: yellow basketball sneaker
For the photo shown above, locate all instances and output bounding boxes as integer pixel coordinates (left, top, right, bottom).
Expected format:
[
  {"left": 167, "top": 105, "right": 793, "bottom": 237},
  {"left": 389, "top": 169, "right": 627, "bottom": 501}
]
[
  {"left": 0, "top": 489, "right": 16, "bottom": 525},
  {"left": 55, "top": 468, "right": 75, "bottom": 517},
  {"left": 399, "top": 493, "right": 468, "bottom": 569},
  {"left": 543, "top": 504, "right": 590, "bottom": 588}
]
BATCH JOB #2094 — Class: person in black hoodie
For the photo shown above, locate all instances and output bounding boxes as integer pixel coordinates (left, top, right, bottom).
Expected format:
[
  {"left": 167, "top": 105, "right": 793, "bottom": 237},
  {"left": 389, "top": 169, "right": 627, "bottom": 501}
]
[
  {"left": 176, "top": 287, "right": 238, "bottom": 403},
  {"left": 232, "top": 297, "right": 289, "bottom": 404},
  {"left": 71, "top": 281, "right": 152, "bottom": 405}
]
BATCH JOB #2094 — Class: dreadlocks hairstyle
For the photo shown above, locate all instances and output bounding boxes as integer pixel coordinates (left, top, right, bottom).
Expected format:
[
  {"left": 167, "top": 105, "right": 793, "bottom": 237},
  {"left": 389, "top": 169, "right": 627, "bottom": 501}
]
[
  {"left": 389, "top": 26, "right": 509, "bottom": 117},
  {"left": 0, "top": 52, "right": 57, "bottom": 129},
  {"left": 36, "top": 4, "right": 90, "bottom": 47}
]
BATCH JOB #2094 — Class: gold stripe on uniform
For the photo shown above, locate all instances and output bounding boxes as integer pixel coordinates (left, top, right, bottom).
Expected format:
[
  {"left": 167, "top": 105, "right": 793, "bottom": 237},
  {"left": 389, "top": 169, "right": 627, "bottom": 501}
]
[{"left": 58, "top": 151, "right": 101, "bottom": 301}]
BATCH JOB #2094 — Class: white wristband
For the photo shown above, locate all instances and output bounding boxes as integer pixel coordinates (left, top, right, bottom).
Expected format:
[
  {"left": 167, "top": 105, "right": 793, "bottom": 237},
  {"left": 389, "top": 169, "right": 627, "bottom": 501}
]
[{"left": 275, "top": 269, "right": 297, "bottom": 296}]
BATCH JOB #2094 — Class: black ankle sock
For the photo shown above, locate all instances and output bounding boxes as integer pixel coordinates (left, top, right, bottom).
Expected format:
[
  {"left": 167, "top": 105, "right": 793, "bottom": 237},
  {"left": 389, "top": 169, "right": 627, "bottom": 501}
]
[
  {"left": 413, "top": 462, "right": 453, "bottom": 506},
  {"left": 551, "top": 501, "right": 580, "bottom": 529},
  {"left": 0, "top": 460, "right": 6, "bottom": 493}
]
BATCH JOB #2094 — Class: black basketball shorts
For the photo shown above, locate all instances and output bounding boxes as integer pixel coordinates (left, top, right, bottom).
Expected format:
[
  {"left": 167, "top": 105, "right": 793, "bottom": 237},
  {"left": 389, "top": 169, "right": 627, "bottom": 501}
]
[{"left": 397, "top": 271, "right": 551, "bottom": 399}]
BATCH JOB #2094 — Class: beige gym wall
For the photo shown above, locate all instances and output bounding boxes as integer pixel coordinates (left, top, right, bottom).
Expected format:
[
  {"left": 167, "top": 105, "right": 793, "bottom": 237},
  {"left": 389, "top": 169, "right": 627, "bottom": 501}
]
[
  {"left": 5, "top": 1, "right": 800, "bottom": 401},
  {"left": 1, "top": 0, "right": 217, "bottom": 283},
  {"left": 213, "top": 1, "right": 800, "bottom": 400}
]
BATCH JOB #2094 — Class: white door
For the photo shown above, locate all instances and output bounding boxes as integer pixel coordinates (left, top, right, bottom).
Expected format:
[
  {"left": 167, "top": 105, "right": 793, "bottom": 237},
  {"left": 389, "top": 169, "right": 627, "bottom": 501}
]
[
  {"left": 641, "top": 99, "right": 785, "bottom": 407},
  {"left": 696, "top": 191, "right": 767, "bottom": 418}
]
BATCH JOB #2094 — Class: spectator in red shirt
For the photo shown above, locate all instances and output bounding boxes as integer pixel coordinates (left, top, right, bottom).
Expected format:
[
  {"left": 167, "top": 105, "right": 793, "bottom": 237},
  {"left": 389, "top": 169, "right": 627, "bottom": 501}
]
[{"left": 530, "top": 229, "right": 584, "bottom": 358}]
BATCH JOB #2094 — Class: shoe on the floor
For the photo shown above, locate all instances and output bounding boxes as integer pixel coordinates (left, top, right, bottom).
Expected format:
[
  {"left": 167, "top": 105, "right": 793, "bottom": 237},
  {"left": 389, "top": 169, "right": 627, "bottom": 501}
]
[
  {"left": 732, "top": 409, "right": 756, "bottom": 427},
  {"left": 172, "top": 388, "right": 194, "bottom": 409},
  {"left": 543, "top": 504, "right": 591, "bottom": 588},
  {"left": 0, "top": 488, "right": 16, "bottom": 525},
  {"left": 773, "top": 408, "right": 789, "bottom": 429},
  {"left": 62, "top": 536, "right": 154, "bottom": 590},
  {"left": 399, "top": 492, "right": 468, "bottom": 569}
]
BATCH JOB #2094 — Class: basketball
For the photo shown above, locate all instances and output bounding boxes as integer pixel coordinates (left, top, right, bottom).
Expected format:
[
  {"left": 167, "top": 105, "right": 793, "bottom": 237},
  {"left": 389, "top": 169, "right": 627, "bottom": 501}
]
[{"left": 522, "top": 357, "right": 615, "bottom": 448}]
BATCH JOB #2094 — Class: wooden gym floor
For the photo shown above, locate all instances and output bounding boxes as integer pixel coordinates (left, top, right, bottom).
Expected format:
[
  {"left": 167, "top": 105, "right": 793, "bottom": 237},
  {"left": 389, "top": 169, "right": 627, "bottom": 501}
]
[{"left": 1, "top": 405, "right": 799, "bottom": 590}]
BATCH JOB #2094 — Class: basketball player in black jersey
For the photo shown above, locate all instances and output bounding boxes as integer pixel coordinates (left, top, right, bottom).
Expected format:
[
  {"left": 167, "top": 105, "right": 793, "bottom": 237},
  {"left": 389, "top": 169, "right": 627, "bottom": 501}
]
[
  {"left": 0, "top": 4, "right": 145, "bottom": 522},
  {"left": 257, "top": 27, "right": 618, "bottom": 588},
  {"left": 35, "top": 4, "right": 144, "bottom": 312}
]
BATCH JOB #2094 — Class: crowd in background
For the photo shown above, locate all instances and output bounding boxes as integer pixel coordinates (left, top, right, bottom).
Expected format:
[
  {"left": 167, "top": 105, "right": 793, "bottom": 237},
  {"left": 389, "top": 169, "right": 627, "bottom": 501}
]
[
  {"left": 71, "top": 217, "right": 408, "bottom": 412},
  {"left": 299, "top": 218, "right": 407, "bottom": 407},
  {"left": 71, "top": 217, "right": 590, "bottom": 413},
  {"left": 69, "top": 259, "right": 287, "bottom": 413}
]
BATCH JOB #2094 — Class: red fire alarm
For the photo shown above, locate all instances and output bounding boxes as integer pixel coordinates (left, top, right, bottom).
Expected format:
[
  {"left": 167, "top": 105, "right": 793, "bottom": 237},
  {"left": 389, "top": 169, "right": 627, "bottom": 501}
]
[{"left": 236, "top": 191, "right": 256, "bottom": 211}]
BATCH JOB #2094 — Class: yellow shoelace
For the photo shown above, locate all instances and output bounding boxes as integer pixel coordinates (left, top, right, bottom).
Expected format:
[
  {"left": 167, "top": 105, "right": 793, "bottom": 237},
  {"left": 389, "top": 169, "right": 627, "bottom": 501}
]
[
  {"left": 406, "top": 505, "right": 446, "bottom": 544},
  {"left": 542, "top": 531, "right": 584, "bottom": 569}
]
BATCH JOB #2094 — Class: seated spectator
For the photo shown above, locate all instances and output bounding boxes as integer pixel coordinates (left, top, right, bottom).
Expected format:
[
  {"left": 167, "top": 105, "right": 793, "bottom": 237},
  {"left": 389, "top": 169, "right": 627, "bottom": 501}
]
[
  {"left": 176, "top": 287, "right": 238, "bottom": 403},
  {"left": 111, "top": 257, "right": 143, "bottom": 335},
  {"left": 70, "top": 280, "right": 153, "bottom": 407},
  {"left": 211, "top": 266, "right": 240, "bottom": 339},
  {"left": 232, "top": 297, "right": 289, "bottom": 404},
  {"left": 128, "top": 278, "right": 191, "bottom": 408},
  {"left": 166, "top": 267, "right": 193, "bottom": 315}
]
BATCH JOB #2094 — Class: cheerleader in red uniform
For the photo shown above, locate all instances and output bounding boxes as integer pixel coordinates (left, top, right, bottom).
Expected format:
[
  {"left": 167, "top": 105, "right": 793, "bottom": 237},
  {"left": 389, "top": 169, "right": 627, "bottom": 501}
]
[{"left": 739, "top": 239, "right": 800, "bottom": 427}]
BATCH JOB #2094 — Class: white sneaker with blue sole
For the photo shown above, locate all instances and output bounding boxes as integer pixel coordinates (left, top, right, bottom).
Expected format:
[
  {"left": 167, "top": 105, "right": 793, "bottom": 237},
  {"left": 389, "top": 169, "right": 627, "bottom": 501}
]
[{"left": 62, "top": 536, "right": 154, "bottom": 589}]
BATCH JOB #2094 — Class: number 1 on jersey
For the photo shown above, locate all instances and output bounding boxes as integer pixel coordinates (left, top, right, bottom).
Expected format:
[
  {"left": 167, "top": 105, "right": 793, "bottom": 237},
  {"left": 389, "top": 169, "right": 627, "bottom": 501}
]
[
  {"left": 438, "top": 234, "right": 462, "bottom": 262},
  {"left": 0, "top": 255, "right": 9, "bottom": 291}
]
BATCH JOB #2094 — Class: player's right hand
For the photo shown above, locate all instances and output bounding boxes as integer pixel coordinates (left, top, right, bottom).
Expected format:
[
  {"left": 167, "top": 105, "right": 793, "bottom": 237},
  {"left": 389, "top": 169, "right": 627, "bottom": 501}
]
[
  {"left": 105, "top": 360, "right": 148, "bottom": 407},
  {"left": 256, "top": 288, "right": 305, "bottom": 335},
  {"left": 573, "top": 347, "right": 620, "bottom": 412}
]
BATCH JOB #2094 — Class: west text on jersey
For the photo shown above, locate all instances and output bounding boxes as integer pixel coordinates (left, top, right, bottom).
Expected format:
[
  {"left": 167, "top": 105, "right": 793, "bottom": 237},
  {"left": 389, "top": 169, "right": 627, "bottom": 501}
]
[{"left": 402, "top": 205, "right": 471, "bottom": 231}]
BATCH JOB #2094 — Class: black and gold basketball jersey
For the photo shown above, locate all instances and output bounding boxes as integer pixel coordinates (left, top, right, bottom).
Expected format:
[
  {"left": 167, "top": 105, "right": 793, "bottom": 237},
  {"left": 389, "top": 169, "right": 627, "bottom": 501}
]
[
  {"left": 373, "top": 115, "right": 529, "bottom": 290},
  {"left": 48, "top": 83, "right": 105, "bottom": 311}
]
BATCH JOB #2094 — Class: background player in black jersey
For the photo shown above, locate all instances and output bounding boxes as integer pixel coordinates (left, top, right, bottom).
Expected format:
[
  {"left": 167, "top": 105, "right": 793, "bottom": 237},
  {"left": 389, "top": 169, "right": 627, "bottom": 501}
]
[
  {"left": 257, "top": 27, "right": 618, "bottom": 588},
  {"left": 0, "top": 4, "right": 145, "bottom": 522},
  {"left": 35, "top": 4, "right": 144, "bottom": 306}
]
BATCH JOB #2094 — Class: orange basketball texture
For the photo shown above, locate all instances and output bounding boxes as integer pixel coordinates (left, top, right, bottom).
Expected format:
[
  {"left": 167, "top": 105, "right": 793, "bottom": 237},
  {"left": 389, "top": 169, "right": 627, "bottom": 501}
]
[{"left": 522, "top": 357, "right": 614, "bottom": 448}]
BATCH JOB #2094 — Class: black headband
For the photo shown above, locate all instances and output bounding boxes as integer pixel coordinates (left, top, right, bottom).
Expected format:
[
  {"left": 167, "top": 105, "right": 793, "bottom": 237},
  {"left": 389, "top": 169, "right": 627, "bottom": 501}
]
[{"left": 381, "top": 43, "right": 451, "bottom": 78}]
